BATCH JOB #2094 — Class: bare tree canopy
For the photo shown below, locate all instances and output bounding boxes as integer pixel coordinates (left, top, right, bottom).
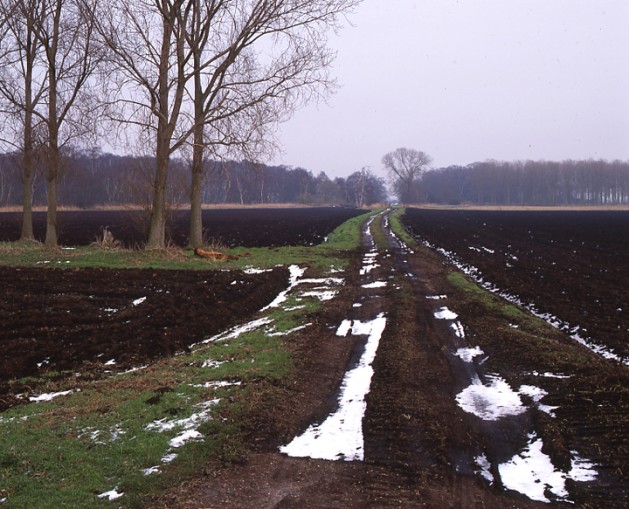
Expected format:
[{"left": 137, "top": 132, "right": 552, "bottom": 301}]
[
  {"left": 382, "top": 147, "right": 432, "bottom": 203},
  {"left": 93, "top": 0, "right": 361, "bottom": 248},
  {"left": 0, "top": 0, "right": 103, "bottom": 246}
]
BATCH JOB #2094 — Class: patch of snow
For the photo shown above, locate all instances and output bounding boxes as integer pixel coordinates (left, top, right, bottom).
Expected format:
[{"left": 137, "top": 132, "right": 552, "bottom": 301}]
[
  {"left": 528, "top": 371, "right": 572, "bottom": 379},
  {"left": 518, "top": 385, "right": 558, "bottom": 417},
  {"left": 123, "top": 364, "right": 148, "bottom": 374},
  {"left": 361, "top": 281, "right": 387, "bottom": 289},
  {"left": 268, "top": 323, "right": 312, "bottom": 337},
  {"left": 146, "top": 398, "right": 219, "bottom": 433},
  {"left": 97, "top": 488, "right": 124, "bottom": 501},
  {"left": 243, "top": 267, "right": 272, "bottom": 274},
  {"left": 200, "top": 317, "right": 273, "bottom": 344},
  {"left": 161, "top": 453, "right": 177, "bottom": 463},
  {"left": 132, "top": 296, "right": 147, "bottom": 306},
  {"left": 194, "top": 381, "right": 241, "bottom": 389},
  {"left": 28, "top": 389, "right": 75, "bottom": 402},
  {"left": 475, "top": 453, "right": 494, "bottom": 483},
  {"left": 450, "top": 321, "right": 466, "bottom": 339},
  {"left": 104, "top": 359, "right": 116, "bottom": 366},
  {"left": 169, "top": 429, "right": 203, "bottom": 448},
  {"left": 434, "top": 307, "right": 458, "bottom": 320},
  {"left": 143, "top": 466, "right": 161, "bottom": 476},
  {"left": 569, "top": 453, "right": 597, "bottom": 482},
  {"left": 359, "top": 263, "right": 379, "bottom": 275},
  {"left": 456, "top": 375, "right": 526, "bottom": 421},
  {"left": 426, "top": 295, "right": 447, "bottom": 300},
  {"left": 280, "top": 314, "right": 387, "bottom": 461},
  {"left": 284, "top": 305, "right": 306, "bottom": 312},
  {"left": 336, "top": 319, "right": 352, "bottom": 337},
  {"left": 300, "top": 290, "right": 338, "bottom": 301},
  {"left": 352, "top": 303, "right": 363, "bottom": 308},
  {"left": 201, "top": 359, "right": 224, "bottom": 369},
  {"left": 499, "top": 434, "right": 572, "bottom": 503},
  {"left": 454, "top": 346, "right": 484, "bottom": 363}
]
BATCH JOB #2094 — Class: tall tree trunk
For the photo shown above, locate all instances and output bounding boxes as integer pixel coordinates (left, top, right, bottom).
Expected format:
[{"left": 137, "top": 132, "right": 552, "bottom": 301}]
[
  {"left": 146, "top": 139, "right": 170, "bottom": 248},
  {"left": 188, "top": 55, "right": 204, "bottom": 249},
  {"left": 21, "top": 134, "right": 35, "bottom": 240},
  {"left": 21, "top": 33, "right": 36, "bottom": 241},
  {"left": 45, "top": 65, "right": 59, "bottom": 248},
  {"left": 189, "top": 135, "right": 204, "bottom": 248},
  {"left": 44, "top": 160, "right": 58, "bottom": 247}
]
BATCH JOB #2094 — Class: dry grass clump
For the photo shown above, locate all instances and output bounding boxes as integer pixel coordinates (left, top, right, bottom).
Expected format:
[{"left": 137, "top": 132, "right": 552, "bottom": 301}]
[{"left": 91, "top": 227, "right": 122, "bottom": 250}]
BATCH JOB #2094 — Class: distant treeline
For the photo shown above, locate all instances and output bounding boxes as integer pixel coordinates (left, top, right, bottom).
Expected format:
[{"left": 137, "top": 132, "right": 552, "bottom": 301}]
[
  {"left": 418, "top": 160, "right": 629, "bottom": 205},
  {"left": 0, "top": 151, "right": 387, "bottom": 208},
  {"left": 2, "top": 153, "right": 628, "bottom": 208}
]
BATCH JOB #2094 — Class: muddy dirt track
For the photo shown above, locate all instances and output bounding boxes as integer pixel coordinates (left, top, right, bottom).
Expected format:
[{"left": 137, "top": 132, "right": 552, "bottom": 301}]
[
  {"left": 0, "top": 207, "right": 363, "bottom": 248},
  {"left": 156, "top": 210, "right": 628, "bottom": 508}
]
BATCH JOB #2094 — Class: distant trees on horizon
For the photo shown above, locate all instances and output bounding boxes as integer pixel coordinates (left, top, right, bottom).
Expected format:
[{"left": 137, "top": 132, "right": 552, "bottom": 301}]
[
  {"left": 0, "top": 150, "right": 388, "bottom": 209},
  {"left": 1, "top": 149, "right": 626, "bottom": 210},
  {"left": 418, "top": 159, "right": 629, "bottom": 206}
]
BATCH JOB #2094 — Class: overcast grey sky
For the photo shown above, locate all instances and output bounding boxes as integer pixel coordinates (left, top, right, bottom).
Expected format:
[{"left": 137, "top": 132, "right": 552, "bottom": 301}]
[{"left": 271, "top": 0, "right": 629, "bottom": 178}]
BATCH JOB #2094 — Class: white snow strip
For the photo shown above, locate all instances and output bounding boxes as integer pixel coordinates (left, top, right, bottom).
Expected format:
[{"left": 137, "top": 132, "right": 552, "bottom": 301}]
[
  {"left": 426, "top": 295, "right": 448, "bottom": 300},
  {"left": 280, "top": 314, "right": 387, "bottom": 461},
  {"left": 300, "top": 290, "right": 338, "bottom": 301},
  {"left": 361, "top": 281, "right": 387, "bottom": 289},
  {"left": 434, "top": 307, "right": 458, "bottom": 320},
  {"left": 299, "top": 277, "right": 344, "bottom": 286},
  {"left": 195, "top": 381, "right": 241, "bottom": 389},
  {"left": 456, "top": 375, "right": 525, "bottom": 421},
  {"left": 528, "top": 370, "right": 572, "bottom": 379},
  {"left": 143, "top": 466, "right": 161, "bottom": 476},
  {"left": 243, "top": 267, "right": 272, "bottom": 274},
  {"left": 268, "top": 324, "right": 312, "bottom": 337},
  {"left": 28, "top": 389, "right": 74, "bottom": 402},
  {"left": 132, "top": 296, "right": 147, "bottom": 306},
  {"left": 97, "top": 488, "right": 124, "bottom": 501},
  {"left": 454, "top": 346, "right": 484, "bottom": 363},
  {"left": 200, "top": 317, "right": 273, "bottom": 344}
]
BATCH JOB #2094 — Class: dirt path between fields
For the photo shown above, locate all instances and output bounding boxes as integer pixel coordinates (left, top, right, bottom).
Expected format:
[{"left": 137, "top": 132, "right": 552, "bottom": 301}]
[{"left": 158, "top": 211, "right": 627, "bottom": 509}]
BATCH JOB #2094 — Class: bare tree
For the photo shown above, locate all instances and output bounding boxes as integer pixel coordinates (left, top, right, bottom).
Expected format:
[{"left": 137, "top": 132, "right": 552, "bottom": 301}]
[
  {"left": 95, "top": 0, "right": 360, "bottom": 248},
  {"left": 182, "top": 0, "right": 360, "bottom": 247},
  {"left": 0, "top": 0, "right": 47, "bottom": 239},
  {"left": 30, "top": 0, "right": 102, "bottom": 246},
  {"left": 382, "top": 147, "right": 432, "bottom": 204},
  {"left": 94, "top": 0, "right": 196, "bottom": 248}
]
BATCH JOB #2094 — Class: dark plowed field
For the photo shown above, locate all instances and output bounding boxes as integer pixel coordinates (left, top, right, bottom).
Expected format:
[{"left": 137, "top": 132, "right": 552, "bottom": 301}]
[
  {"left": 401, "top": 208, "right": 629, "bottom": 362},
  {"left": 0, "top": 266, "right": 289, "bottom": 411},
  {"left": 0, "top": 207, "right": 363, "bottom": 247}
]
